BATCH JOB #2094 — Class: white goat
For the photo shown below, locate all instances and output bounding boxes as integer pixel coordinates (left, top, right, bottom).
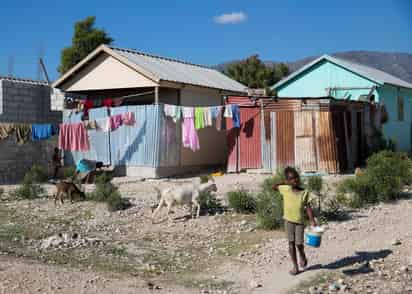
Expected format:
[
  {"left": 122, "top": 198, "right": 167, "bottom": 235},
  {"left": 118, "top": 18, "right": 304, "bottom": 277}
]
[{"left": 152, "top": 178, "right": 217, "bottom": 221}]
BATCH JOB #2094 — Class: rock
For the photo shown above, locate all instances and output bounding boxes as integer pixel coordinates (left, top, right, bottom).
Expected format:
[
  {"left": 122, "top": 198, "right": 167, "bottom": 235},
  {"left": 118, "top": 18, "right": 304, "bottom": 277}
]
[
  {"left": 400, "top": 266, "right": 409, "bottom": 272},
  {"left": 328, "top": 282, "right": 340, "bottom": 292},
  {"left": 240, "top": 220, "right": 247, "bottom": 226},
  {"left": 249, "top": 280, "right": 262, "bottom": 289},
  {"left": 309, "top": 286, "right": 318, "bottom": 294},
  {"left": 391, "top": 239, "right": 402, "bottom": 246}
]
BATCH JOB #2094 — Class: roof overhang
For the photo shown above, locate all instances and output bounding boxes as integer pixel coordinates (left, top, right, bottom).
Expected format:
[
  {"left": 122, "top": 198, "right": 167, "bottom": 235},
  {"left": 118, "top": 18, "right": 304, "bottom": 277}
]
[
  {"left": 271, "top": 55, "right": 383, "bottom": 91},
  {"left": 53, "top": 45, "right": 160, "bottom": 89}
]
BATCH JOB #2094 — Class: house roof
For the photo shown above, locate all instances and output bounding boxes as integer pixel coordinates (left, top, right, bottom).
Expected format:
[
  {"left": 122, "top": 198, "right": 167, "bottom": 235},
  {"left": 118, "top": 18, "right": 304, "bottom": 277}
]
[
  {"left": 53, "top": 45, "right": 247, "bottom": 93},
  {"left": 272, "top": 54, "right": 412, "bottom": 90},
  {"left": 0, "top": 75, "right": 49, "bottom": 86}
]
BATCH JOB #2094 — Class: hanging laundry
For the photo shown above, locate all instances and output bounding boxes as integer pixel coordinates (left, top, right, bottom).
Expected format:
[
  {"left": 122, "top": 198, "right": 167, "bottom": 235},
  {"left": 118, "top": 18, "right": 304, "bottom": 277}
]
[
  {"left": 15, "top": 124, "right": 31, "bottom": 144},
  {"left": 121, "top": 112, "right": 135, "bottom": 126},
  {"left": 84, "top": 120, "right": 97, "bottom": 130},
  {"left": 0, "top": 123, "right": 15, "bottom": 140},
  {"left": 109, "top": 114, "right": 123, "bottom": 131},
  {"left": 211, "top": 106, "right": 221, "bottom": 120},
  {"left": 195, "top": 107, "right": 205, "bottom": 129},
  {"left": 58, "top": 122, "right": 90, "bottom": 151},
  {"left": 231, "top": 104, "right": 241, "bottom": 128},
  {"left": 164, "top": 104, "right": 179, "bottom": 122},
  {"left": 214, "top": 108, "right": 225, "bottom": 131},
  {"left": 224, "top": 105, "right": 233, "bottom": 118},
  {"left": 175, "top": 106, "right": 182, "bottom": 122},
  {"left": 103, "top": 98, "right": 114, "bottom": 107},
  {"left": 182, "top": 107, "right": 200, "bottom": 152},
  {"left": 204, "top": 107, "right": 213, "bottom": 127},
  {"left": 95, "top": 118, "right": 110, "bottom": 132},
  {"left": 31, "top": 124, "right": 58, "bottom": 141}
]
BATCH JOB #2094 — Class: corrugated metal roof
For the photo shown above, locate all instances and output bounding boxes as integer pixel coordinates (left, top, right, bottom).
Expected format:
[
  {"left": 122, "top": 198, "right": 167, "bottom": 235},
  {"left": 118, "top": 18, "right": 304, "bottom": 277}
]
[
  {"left": 273, "top": 54, "right": 412, "bottom": 90},
  {"left": 0, "top": 75, "right": 48, "bottom": 86},
  {"left": 109, "top": 46, "right": 247, "bottom": 93}
]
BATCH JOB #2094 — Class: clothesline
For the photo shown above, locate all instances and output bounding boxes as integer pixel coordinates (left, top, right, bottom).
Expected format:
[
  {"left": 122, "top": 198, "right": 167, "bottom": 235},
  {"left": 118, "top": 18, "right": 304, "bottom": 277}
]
[{"left": 0, "top": 122, "right": 58, "bottom": 144}]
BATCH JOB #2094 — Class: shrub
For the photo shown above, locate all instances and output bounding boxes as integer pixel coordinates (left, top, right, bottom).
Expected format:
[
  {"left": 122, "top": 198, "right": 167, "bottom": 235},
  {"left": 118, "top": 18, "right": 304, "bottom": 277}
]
[
  {"left": 29, "top": 164, "right": 48, "bottom": 183},
  {"left": 256, "top": 190, "right": 283, "bottom": 230},
  {"left": 199, "top": 191, "right": 223, "bottom": 215},
  {"left": 200, "top": 175, "right": 210, "bottom": 184},
  {"left": 367, "top": 127, "right": 396, "bottom": 156},
  {"left": 88, "top": 173, "right": 130, "bottom": 211},
  {"left": 107, "top": 191, "right": 131, "bottom": 212},
  {"left": 306, "top": 175, "right": 323, "bottom": 212},
  {"left": 337, "top": 151, "right": 412, "bottom": 207},
  {"left": 261, "top": 169, "right": 286, "bottom": 192},
  {"left": 307, "top": 176, "right": 323, "bottom": 194},
  {"left": 62, "top": 166, "right": 76, "bottom": 179},
  {"left": 9, "top": 172, "right": 45, "bottom": 200},
  {"left": 227, "top": 190, "right": 256, "bottom": 213}
]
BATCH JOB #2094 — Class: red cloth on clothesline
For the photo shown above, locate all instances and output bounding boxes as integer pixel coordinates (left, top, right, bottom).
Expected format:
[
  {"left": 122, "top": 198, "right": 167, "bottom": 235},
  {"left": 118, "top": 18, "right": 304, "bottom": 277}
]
[{"left": 58, "top": 122, "right": 90, "bottom": 151}]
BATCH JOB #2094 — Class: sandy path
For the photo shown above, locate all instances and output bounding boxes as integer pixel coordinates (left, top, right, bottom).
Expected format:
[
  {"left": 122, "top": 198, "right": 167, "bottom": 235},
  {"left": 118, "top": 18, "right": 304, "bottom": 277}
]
[{"left": 218, "top": 197, "right": 412, "bottom": 293}]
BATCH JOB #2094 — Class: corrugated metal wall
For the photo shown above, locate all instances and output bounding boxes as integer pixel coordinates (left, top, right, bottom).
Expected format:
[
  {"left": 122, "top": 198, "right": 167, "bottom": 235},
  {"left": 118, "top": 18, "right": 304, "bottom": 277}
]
[
  {"left": 110, "top": 105, "right": 163, "bottom": 167},
  {"left": 276, "top": 111, "right": 295, "bottom": 168},
  {"left": 226, "top": 96, "right": 262, "bottom": 172},
  {"left": 239, "top": 107, "right": 261, "bottom": 169},
  {"left": 317, "top": 111, "right": 338, "bottom": 173},
  {"left": 294, "top": 111, "right": 318, "bottom": 172},
  {"left": 62, "top": 105, "right": 173, "bottom": 168}
]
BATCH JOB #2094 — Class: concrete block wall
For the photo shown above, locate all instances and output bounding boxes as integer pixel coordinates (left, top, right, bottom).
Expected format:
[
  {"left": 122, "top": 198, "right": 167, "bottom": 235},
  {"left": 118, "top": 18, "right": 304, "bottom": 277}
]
[
  {"left": 0, "top": 79, "right": 62, "bottom": 183},
  {"left": 0, "top": 136, "right": 57, "bottom": 184},
  {"left": 0, "top": 80, "right": 61, "bottom": 123}
]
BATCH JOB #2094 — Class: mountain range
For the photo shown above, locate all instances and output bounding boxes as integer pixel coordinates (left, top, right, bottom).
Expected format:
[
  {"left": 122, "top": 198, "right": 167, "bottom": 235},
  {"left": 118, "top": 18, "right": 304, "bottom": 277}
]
[{"left": 216, "top": 51, "right": 412, "bottom": 84}]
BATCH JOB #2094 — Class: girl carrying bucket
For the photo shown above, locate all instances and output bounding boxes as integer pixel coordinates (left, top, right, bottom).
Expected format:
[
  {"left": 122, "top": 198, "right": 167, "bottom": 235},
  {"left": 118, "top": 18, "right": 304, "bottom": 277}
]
[{"left": 273, "top": 167, "right": 317, "bottom": 275}]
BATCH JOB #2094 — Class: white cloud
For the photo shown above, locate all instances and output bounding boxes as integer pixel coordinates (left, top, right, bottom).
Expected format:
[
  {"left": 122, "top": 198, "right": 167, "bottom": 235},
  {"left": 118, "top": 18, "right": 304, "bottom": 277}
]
[{"left": 214, "top": 12, "right": 247, "bottom": 25}]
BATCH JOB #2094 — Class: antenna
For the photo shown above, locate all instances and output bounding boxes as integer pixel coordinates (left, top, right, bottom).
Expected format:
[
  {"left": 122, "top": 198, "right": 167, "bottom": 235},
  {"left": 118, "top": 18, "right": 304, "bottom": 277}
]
[
  {"left": 37, "top": 45, "right": 45, "bottom": 80},
  {"left": 8, "top": 56, "right": 14, "bottom": 77},
  {"left": 39, "top": 58, "right": 51, "bottom": 85}
]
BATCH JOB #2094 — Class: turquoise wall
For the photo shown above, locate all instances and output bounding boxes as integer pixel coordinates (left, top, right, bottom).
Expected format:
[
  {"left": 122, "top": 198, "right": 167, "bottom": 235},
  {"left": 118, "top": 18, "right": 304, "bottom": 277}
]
[
  {"left": 276, "top": 60, "right": 380, "bottom": 101},
  {"left": 379, "top": 85, "right": 412, "bottom": 152}
]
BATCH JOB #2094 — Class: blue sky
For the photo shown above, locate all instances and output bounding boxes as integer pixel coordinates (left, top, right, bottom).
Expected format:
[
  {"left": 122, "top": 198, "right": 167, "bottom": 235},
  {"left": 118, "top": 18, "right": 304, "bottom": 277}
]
[{"left": 0, "top": 0, "right": 410, "bottom": 80}]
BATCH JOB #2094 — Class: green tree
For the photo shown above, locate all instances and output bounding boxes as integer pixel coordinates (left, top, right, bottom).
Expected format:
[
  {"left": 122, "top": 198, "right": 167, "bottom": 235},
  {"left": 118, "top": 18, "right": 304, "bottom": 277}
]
[
  {"left": 225, "top": 55, "right": 289, "bottom": 90},
  {"left": 58, "top": 16, "right": 113, "bottom": 75}
]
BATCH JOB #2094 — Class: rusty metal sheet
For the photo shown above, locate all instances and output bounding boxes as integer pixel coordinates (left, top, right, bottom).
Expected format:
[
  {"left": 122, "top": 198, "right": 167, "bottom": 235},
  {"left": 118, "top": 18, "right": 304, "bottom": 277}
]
[
  {"left": 226, "top": 105, "right": 261, "bottom": 172},
  {"left": 317, "top": 111, "right": 338, "bottom": 173},
  {"left": 239, "top": 107, "right": 262, "bottom": 170},
  {"left": 294, "top": 111, "right": 318, "bottom": 172},
  {"left": 276, "top": 111, "right": 295, "bottom": 168}
]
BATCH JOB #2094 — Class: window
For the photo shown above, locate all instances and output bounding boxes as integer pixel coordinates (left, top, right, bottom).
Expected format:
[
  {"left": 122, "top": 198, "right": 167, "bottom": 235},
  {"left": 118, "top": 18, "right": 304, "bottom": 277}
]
[{"left": 397, "top": 96, "right": 404, "bottom": 121}]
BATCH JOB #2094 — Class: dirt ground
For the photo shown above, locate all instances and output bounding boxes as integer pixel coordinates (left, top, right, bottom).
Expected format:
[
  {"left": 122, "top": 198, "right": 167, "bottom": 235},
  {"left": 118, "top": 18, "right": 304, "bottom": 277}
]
[{"left": 0, "top": 173, "right": 411, "bottom": 294}]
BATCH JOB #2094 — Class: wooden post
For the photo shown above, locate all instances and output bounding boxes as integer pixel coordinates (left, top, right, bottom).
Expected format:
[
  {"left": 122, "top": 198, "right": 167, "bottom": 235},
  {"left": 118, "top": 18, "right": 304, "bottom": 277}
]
[{"left": 154, "top": 86, "right": 159, "bottom": 104}]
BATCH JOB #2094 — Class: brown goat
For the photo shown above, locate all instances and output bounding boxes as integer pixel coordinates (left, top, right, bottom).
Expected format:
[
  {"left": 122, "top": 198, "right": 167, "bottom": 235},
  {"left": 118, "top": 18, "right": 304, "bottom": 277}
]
[{"left": 52, "top": 181, "right": 86, "bottom": 205}]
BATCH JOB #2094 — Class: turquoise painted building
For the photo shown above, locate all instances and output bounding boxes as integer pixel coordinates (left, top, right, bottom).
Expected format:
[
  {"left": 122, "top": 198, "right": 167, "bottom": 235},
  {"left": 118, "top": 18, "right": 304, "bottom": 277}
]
[{"left": 272, "top": 55, "right": 412, "bottom": 152}]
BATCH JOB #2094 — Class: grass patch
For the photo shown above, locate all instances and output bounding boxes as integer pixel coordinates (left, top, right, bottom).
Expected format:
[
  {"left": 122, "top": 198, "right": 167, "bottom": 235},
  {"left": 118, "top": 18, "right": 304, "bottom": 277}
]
[{"left": 180, "top": 277, "right": 234, "bottom": 291}]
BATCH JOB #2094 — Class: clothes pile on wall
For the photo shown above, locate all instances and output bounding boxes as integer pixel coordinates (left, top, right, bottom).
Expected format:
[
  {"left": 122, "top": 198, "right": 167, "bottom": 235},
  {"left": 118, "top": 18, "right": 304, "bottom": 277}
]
[
  {"left": 0, "top": 123, "right": 58, "bottom": 145},
  {"left": 58, "top": 111, "right": 135, "bottom": 151},
  {"left": 163, "top": 104, "right": 240, "bottom": 152}
]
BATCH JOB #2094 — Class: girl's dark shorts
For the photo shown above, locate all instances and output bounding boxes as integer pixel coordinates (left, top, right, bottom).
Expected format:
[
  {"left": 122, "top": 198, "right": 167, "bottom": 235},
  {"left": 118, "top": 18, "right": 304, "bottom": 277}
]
[{"left": 285, "top": 221, "right": 305, "bottom": 245}]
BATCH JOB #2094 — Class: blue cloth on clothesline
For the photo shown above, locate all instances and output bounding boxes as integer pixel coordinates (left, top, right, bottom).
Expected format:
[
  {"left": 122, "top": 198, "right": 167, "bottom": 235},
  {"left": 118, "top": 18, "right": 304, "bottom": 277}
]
[
  {"left": 231, "top": 104, "right": 241, "bottom": 128},
  {"left": 31, "top": 124, "right": 58, "bottom": 141}
]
